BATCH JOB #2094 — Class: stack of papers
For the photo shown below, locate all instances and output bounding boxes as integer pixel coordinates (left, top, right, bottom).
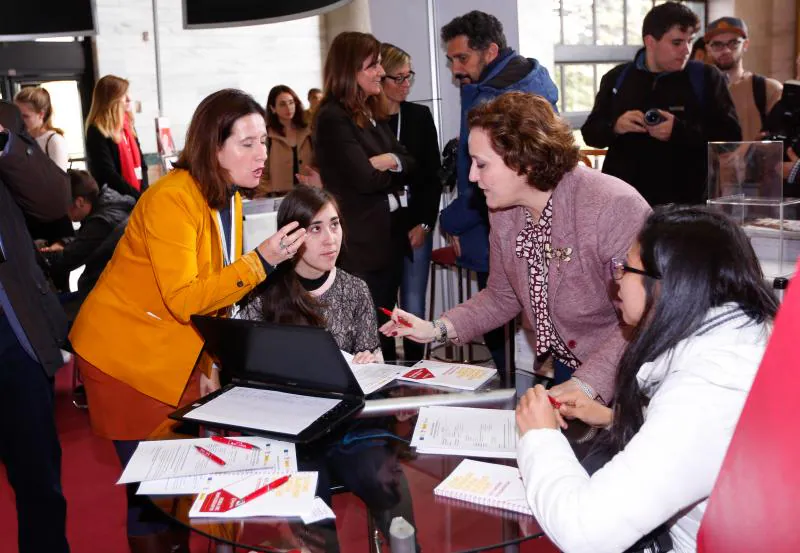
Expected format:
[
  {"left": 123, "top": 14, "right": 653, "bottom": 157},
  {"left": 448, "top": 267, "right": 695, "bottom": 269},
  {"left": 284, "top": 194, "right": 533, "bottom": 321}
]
[
  {"left": 188, "top": 471, "right": 319, "bottom": 519},
  {"left": 411, "top": 406, "right": 519, "bottom": 459},
  {"left": 435, "top": 459, "right": 532, "bottom": 516},
  {"left": 397, "top": 360, "right": 496, "bottom": 391}
]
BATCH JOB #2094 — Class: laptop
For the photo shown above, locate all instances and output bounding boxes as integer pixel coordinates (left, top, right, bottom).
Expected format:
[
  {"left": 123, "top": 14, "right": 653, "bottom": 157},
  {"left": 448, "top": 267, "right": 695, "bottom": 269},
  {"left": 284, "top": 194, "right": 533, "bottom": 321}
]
[{"left": 169, "top": 315, "right": 365, "bottom": 443}]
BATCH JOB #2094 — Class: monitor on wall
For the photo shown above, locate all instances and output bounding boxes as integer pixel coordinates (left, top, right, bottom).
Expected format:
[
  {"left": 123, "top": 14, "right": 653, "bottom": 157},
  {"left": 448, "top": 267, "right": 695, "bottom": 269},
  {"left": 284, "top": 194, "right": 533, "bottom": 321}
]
[
  {"left": 0, "top": 0, "right": 95, "bottom": 41},
  {"left": 183, "top": 0, "right": 352, "bottom": 29}
]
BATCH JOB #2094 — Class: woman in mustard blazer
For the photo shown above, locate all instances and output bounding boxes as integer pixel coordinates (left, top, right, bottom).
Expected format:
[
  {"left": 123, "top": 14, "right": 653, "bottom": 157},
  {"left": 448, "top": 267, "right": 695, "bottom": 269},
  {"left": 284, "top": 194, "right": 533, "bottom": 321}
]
[{"left": 69, "top": 89, "right": 305, "bottom": 552}]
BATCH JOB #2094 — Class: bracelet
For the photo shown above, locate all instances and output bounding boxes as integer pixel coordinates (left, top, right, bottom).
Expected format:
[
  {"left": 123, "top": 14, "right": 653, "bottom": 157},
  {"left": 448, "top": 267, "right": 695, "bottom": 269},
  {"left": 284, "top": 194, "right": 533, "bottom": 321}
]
[
  {"left": 571, "top": 377, "right": 597, "bottom": 400},
  {"left": 431, "top": 319, "right": 448, "bottom": 343}
]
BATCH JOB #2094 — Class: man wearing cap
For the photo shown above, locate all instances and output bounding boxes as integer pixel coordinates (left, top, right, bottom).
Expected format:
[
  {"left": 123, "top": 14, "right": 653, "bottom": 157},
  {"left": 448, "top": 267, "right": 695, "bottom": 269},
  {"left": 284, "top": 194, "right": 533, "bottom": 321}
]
[
  {"left": 582, "top": 2, "right": 741, "bottom": 207},
  {"left": 705, "top": 17, "right": 783, "bottom": 141}
]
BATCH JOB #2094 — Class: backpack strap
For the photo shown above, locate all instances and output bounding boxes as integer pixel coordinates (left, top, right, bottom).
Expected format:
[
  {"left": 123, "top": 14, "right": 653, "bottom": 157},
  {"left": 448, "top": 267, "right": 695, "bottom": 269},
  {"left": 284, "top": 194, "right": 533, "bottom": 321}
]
[
  {"left": 612, "top": 63, "right": 634, "bottom": 96},
  {"left": 44, "top": 132, "right": 55, "bottom": 157},
  {"left": 752, "top": 73, "right": 768, "bottom": 131}
]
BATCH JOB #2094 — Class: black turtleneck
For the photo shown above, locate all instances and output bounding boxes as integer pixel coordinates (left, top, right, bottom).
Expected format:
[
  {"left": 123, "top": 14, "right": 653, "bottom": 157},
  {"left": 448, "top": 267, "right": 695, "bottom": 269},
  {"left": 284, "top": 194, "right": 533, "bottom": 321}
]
[{"left": 297, "top": 271, "right": 330, "bottom": 292}]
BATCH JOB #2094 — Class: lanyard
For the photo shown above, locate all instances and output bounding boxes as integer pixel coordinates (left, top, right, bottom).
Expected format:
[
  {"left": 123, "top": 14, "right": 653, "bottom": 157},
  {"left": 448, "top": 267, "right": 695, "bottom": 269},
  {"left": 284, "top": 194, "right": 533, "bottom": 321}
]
[
  {"left": 215, "top": 194, "right": 237, "bottom": 267},
  {"left": 395, "top": 109, "right": 402, "bottom": 140}
]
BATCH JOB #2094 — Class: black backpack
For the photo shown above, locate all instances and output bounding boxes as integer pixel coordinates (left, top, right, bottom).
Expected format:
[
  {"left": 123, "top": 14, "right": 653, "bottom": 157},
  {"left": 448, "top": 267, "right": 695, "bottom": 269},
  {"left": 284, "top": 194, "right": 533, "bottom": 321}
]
[{"left": 752, "top": 74, "right": 769, "bottom": 132}]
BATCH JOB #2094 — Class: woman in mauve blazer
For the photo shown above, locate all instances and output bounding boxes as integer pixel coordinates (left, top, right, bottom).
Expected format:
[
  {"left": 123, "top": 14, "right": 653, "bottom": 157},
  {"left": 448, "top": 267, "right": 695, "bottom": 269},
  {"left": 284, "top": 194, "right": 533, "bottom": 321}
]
[{"left": 382, "top": 92, "right": 651, "bottom": 405}]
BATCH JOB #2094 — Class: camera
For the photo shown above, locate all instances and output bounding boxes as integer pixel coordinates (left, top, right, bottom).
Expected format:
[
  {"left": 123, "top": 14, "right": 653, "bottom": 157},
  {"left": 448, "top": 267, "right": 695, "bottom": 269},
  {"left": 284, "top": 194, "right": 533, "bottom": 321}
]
[
  {"left": 644, "top": 109, "right": 665, "bottom": 126},
  {"left": 763, "top": 80, "right": 800, "bottom": 158}
]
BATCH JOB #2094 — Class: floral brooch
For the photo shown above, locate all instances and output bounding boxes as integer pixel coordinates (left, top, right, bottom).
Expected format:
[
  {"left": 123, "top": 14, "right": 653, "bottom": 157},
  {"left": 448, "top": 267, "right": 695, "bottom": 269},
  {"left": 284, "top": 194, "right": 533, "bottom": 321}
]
[{"left": 544, "top": 243, "right": 573, "bottom": 267}]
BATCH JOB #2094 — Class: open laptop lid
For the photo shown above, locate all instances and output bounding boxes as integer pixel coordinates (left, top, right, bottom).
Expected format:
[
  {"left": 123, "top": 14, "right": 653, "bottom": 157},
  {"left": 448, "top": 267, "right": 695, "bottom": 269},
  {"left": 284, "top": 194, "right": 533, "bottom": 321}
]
[{"left": 191, "top": 315, "right": 363, "bottom": 398}]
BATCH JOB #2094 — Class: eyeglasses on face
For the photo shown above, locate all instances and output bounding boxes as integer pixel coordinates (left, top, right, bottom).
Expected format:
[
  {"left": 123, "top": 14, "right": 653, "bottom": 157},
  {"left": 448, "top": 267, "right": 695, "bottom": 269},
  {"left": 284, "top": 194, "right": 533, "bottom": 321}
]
[
  {"left": 708, "top": 38, "right": 744, "bottom": 51},
  {"left": 610, "top": 258, "right": 661, "bottom": 281},
  {"left": 383, "top": 71, "right": 416, "bottom": 85}
]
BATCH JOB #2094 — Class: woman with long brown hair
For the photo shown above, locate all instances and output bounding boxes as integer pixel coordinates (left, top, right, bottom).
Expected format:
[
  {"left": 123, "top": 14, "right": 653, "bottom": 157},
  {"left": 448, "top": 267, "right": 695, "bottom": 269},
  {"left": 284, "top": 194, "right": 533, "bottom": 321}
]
[
  {"left": 255, "top": 84, "right": 315, "bottom": 196},
  {"left": 70, "top": 88, "right": 305, "bottom": 552},
  {"left": 312, "top": 31, "right": 415, "bottom": 362},
  {"left": 14, "top": 86, "right": 69, "bottom": 170},
  {"left": 85, "top": 75, "right": 148, "bottom": 199}
]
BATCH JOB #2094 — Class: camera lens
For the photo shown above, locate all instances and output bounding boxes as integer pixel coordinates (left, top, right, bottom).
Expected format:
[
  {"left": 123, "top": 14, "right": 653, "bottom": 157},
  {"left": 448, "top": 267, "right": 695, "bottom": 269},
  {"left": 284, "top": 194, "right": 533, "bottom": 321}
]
[{"left": 644, "top": 109, "right": 662, "bottom": 125}]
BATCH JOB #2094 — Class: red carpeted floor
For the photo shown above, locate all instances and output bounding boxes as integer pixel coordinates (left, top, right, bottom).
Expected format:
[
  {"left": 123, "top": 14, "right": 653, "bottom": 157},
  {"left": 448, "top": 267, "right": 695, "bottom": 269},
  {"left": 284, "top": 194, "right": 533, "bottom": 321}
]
[{"left": 0, "top": 362, "right": 558, "bottom": 553}]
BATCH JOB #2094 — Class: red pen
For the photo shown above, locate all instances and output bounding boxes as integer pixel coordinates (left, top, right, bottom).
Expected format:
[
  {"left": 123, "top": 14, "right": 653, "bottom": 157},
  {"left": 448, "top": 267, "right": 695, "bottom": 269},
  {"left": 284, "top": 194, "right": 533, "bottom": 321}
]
[
  {"left": 194, "top": 445, "right": 226, "bottom": 466},
  {"left": 239, "top": 475, "right": 291, "bottom": 504},
  {"left": 211, "top": 436, "right": 260, "bottom": 450},
  {"left": 379, "top": 307, "right": 413, "bottom": 328},
  {"left": 548, "top": 396, "right": 562, "bottom": 409}
]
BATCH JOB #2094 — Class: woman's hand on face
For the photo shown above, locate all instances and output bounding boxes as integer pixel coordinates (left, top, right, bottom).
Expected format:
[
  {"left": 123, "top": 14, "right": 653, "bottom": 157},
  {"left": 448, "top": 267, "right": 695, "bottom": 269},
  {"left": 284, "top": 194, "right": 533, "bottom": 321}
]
[
  {"left": 558, "top": 394, "right": 613, "bottom": 428},
  {"left": 369, "top": 153, "right": 398, "bottom": 172},
  {"left": 378, "top": 307, "right": 437, "bottom": 343},
  {"left": 352, "top": 350, "right": 378, "bottom": 364},
  {"left": 516, "top": 385, "right": 562, "bottom": 435},
  {"left": 257, "top": 221, "right": 307, "bottom": 267},
  {"left": 296, "top": 167, "right": 322, "bottom": 188}
]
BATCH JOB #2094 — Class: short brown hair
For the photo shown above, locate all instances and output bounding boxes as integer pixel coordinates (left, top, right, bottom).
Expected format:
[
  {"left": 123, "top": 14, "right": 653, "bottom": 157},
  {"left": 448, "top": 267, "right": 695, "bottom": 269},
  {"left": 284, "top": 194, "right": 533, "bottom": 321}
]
[
  {"left": 323, "top": 31, "right": 387, "bottom": 128},
  {"left": 467, "top": 92, "right": 579, "bottom": 191},
  {"left": 67, "top": 169, "right": 100, "bottom": 203},
  {"left": 173, "top": 89, "right": 266, "bottom": 209}
]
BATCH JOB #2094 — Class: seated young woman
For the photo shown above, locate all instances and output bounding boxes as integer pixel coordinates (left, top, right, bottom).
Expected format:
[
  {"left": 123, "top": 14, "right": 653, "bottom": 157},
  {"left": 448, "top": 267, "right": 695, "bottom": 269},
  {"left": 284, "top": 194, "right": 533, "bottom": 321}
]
[
  {"left": 239, "top": 184, "right": 382, "bottom": 363},
  {"left": 515, "top": 206, "right": 778, "bottom": 553}
]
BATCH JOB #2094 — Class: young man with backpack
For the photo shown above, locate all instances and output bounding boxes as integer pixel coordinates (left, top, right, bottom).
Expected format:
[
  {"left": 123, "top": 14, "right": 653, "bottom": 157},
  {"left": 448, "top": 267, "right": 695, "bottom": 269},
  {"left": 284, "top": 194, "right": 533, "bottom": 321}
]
[
  {"left": 582, "top": 2, "right": 741, "bottom": 207},
  {"left": 705, "top": 17, "right": 783, "bottom": 142}
]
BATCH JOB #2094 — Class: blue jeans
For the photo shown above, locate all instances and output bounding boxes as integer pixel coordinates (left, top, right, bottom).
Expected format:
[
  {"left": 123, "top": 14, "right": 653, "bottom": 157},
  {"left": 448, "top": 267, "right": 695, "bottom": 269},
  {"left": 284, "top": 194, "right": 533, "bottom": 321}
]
[{"left": 400, "top": 232, "right": 433, "bottom": 362}]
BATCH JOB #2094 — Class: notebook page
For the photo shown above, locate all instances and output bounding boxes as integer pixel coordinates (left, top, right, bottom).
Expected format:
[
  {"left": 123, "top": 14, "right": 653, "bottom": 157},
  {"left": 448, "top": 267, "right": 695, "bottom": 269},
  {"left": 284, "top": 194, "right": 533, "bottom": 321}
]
[{"left": 435, "top": 459, "right": 532, "bottom": 516}]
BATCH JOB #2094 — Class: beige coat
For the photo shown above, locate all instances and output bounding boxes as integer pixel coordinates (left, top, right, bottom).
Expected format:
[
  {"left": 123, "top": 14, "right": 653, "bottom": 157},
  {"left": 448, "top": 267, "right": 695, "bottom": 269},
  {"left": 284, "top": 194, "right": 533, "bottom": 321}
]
[{"left": 255, "top": 126, "right": 314, "bottom": 196}]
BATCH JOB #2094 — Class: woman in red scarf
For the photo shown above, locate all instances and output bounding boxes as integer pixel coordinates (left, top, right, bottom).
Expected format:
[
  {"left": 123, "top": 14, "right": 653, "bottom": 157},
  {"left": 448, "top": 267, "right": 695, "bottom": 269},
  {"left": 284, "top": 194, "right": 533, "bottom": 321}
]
[{"left": 85, "top": 75, "right": 148, "bottom": 199}]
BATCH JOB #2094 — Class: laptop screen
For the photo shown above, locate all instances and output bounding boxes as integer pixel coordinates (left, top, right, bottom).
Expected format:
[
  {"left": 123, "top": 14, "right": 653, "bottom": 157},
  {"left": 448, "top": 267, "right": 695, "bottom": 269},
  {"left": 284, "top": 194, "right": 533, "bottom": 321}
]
[{"left": 191, "top": 315, "right": 362, "bottom": 397}]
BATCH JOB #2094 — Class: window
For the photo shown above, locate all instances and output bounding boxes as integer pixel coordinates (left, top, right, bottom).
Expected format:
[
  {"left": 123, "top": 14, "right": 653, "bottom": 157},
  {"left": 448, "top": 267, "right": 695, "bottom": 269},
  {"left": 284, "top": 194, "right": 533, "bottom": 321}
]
[{"left": 554, "top": 0, "right": 707, "bottom": 133}]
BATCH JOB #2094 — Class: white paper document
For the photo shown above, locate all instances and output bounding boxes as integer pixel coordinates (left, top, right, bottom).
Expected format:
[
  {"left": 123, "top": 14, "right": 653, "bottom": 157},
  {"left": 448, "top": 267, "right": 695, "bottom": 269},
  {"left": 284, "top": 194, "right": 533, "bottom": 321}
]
[
  {"left": 397, "top": 360, "right": 496, "bottom": 391},
  {"left": 188, "top": 471, "right": 318, "bottom": 519},
  {"left": 118, "top": 437, "right": 293, "bottom": 484},
  {"left": 301, "top": 497, "right": 337, "bottom": 524},
  {"left": 340, "top": 350, "right": 403, "bottom": 394},
  {"left": 411, "top": 406, "right": 519, "bottom": 459},
  {"left": 136, "top": 441, "right": 298, "bottom": 495},
  {"left": 183, "top": 386, "right": 341, "bottom": 436}
]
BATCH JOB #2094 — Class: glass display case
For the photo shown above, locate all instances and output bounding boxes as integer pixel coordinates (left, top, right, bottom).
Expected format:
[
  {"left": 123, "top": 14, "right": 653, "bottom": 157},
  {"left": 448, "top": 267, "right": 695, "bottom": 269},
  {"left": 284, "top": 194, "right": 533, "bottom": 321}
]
[{"left": 707, "top": 141, "right": 800, "bottom": 280}]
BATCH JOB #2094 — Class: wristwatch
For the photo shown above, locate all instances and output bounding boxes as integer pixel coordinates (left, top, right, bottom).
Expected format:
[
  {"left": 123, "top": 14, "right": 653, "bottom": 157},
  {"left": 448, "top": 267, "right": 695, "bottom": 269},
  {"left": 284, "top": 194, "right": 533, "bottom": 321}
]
[{"left": 420, "top": 223, "right": 432, "bottom": 234}]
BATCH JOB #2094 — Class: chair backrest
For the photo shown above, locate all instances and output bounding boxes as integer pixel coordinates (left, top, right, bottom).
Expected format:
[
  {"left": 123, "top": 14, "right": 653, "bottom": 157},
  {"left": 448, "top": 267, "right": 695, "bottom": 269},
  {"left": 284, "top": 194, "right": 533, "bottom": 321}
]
[{"left": 697, "top": 266, "right": 800, "bottom": 552}]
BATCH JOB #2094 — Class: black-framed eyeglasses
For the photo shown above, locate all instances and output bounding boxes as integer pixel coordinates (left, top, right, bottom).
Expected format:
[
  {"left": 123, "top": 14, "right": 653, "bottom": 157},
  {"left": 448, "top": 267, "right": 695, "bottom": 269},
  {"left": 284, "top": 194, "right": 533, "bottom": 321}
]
[
  {"left": 610, "top": 258, "right": 661, "bottom": 281},
  {"left": 708, "top": 38, "right": 744, "bottom": 52},
  {"left": 383, "top": 71, "right": 416, "bottom": 85}
]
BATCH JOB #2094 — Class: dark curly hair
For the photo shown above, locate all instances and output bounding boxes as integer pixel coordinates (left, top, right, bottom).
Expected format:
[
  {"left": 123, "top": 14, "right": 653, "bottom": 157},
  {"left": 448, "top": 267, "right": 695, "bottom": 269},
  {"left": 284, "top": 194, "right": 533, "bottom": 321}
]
[
  {"left": 642, "top": 1, "right": 699, "bottom": 41},
  {"left": 467, "top": 92, "right": 579, "bottom": 191},
  {"left": 440, "top": 10, "right": 507, "bottom": 51}
]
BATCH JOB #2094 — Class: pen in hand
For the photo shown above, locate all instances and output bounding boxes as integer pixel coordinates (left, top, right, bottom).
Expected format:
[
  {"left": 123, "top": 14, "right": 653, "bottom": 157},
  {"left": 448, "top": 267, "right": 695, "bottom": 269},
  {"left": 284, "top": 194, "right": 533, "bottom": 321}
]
[{"left": 379, "top": 307, "right": 413, "bottom": 328}]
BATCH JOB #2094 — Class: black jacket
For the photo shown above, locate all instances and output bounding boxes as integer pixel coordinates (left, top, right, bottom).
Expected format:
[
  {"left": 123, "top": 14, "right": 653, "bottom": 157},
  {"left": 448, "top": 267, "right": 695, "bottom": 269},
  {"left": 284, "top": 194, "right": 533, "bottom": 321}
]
[
  {"left": 0, "top": 101, "right": 70, "bottom": 376},
  {"left": 314, "top": 99, "right": 416, "bottom": 272},
  {"left": 582, "top": 52, "right": 741, "bottom": 206},
  {"left": 85, "top": 124, "right": 149, "bottom": 199},
  {"left": 388, "top": 101, "right": 442, "bottom": 230},
  {"left": 42, "top": 186, "right": 135, "bottom": 296}
]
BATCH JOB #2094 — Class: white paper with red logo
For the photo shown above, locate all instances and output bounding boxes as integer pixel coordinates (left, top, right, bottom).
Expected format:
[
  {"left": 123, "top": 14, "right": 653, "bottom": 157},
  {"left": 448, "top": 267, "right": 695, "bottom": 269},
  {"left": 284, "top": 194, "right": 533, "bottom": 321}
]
[
  {"left": 188, "top": 471, "right": 317, "bottom": 518},
  {"left": 397, "top": 360, "right": 496, "bottom": 391}
]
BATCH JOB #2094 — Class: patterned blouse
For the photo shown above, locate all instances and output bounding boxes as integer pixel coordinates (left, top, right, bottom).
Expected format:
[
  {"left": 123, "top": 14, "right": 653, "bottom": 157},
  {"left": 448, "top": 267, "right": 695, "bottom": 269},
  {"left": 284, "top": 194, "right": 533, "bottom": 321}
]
[
  {"left": 515, "top": 199, "right": 580, "bottom": 369},
  {"left": 239, "top": 268, "right": 380, "bottom": 354}
]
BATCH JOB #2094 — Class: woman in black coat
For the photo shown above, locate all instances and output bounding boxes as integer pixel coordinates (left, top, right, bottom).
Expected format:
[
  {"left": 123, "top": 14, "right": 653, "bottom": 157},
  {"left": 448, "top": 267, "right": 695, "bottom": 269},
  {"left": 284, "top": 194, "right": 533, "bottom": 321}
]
[
  {"left": 309, "top": 32, "right": 415, "bottom": 362},
  {"left": 85, "top": 75, "right": 148, "bottom": 200},
  {"left": 380, "top": 43, "right": 442, "bottom": 362}
]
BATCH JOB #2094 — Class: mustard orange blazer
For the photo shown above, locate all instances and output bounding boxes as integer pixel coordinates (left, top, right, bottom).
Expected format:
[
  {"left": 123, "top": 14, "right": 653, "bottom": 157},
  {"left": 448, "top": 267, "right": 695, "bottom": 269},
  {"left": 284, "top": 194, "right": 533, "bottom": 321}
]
[{"left": 69, "top": 169, "right": 267, "bottom": 406}]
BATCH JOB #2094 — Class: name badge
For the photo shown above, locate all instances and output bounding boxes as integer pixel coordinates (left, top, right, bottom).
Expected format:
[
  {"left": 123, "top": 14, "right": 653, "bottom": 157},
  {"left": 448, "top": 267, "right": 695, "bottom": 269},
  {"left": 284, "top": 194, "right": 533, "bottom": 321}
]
[{"left": 134, "top": 166, "right": 143, "bottom": 180}]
